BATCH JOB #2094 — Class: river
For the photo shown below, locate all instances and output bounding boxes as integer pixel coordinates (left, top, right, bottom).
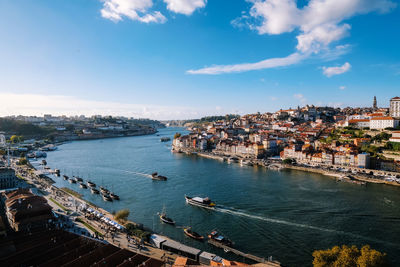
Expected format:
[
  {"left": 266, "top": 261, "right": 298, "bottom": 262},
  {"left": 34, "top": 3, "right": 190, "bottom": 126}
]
[{"left": 41, "top": 127, "right": 400, "bottom": 266}]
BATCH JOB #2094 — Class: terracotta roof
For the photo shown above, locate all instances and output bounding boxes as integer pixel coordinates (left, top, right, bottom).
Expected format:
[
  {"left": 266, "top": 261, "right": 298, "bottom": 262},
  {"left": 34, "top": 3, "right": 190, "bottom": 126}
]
[
  {"left": 370, "top": 117, "right": 394, "bottom": 120},
  {"left": 391, "top": 96, "right": 400, "bottom": 100},
  {"left": 348, "top": 119, "right": 369, "bottom": 123}
]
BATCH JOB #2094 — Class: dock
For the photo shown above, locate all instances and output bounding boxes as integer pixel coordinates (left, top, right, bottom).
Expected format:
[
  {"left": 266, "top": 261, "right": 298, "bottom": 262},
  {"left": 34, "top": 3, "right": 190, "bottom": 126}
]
[{"left": 207, "top": 240, "right": 281, "bottom": 266}]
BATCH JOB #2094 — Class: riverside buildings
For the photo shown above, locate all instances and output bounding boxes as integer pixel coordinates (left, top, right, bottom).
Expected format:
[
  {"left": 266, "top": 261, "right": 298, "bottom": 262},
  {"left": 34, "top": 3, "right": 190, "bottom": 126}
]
[{"left": 173, "top": 97, "right": 400, "bottom": 173}]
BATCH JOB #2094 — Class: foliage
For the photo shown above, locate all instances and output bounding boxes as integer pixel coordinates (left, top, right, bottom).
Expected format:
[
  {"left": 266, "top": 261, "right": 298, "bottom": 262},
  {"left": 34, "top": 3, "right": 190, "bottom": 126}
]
[
  {"left": 174, "top": 132, "right": 181, "bottom": 139},
  {"left": 371, "top": 132, "right": 391, "bottom": 142},
  {"left": 361, "top": 145, "right": 379, "bottom": 157},
  {"left": 0, "top": 118, "right": 52, "bottom": 136},
  {"left": 18, "top": 157, "right": 28, "bottom": 165},
  {"left": 61, "top": 187, "right": 83, "bottom": 198},
  {"left": 283, "top": 158, "right": 294, "bottom": 164},
  {"left": 114, "top": 209, "right": 130, "bottom": 222},
  {"left": 186, "top": 114, "right": 240, "bottom": 124},
  {"left": 125, "top": 223, "right": 150, "bottom": 240},
  {"left": 384, "top": 142, "right": 400, "bottom": 151},
  {"left": 312, "top": 245, "right": 387, "bottom": 267},
  {"left": 10, "top": 135, "right": 23, "bottom": 143}
]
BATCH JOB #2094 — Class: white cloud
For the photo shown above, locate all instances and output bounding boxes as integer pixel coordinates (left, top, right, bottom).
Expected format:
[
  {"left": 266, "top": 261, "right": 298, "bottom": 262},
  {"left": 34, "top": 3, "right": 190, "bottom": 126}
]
[
  {"left": 293, "top": 93, "right": 306, "bottom": 104},
  {"left": 187, "top": 52, "right": 304, "bottom": 74},
  {"left": 0, "top": 93, "right": 219, "bottom": 120},
  {"left": 322, "top": 62, "right": 351, "bottom": 77},
  {"left": 189, "top": 0, "right": 396, "bottom": 74},
  {"left": 101, "top": 0, "right": 167, "bottom": 23},
  {"left": 164, "top": 0, "right": 206, "bottom": 15},
  {"left": 339, "top": 85, "right": 346, "bottom": 90}
]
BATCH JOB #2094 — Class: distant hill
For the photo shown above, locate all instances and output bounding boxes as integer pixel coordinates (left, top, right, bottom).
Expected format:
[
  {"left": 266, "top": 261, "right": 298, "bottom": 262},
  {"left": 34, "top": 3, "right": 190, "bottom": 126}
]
[{"left": 0, "top": 118, "right": 52, "bottom": 136}]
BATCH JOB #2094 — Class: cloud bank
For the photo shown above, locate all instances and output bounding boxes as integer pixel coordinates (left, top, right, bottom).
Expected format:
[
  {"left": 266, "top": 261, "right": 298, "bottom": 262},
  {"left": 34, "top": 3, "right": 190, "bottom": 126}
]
[
  {"left": 100, "top": 0, "right": 206, "bottom": 23},
  {"left": 322, "top": 62, "right": 351, "bottom": 77},
  {"left": 189, "top": 0, "right": 396, "bottom": 74}
]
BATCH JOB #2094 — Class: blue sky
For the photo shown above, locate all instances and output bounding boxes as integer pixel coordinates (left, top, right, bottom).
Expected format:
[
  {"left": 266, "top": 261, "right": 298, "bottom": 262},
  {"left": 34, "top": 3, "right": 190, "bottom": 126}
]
[{"left": 0, "top": 0, "right": 399, "bottom": 119}]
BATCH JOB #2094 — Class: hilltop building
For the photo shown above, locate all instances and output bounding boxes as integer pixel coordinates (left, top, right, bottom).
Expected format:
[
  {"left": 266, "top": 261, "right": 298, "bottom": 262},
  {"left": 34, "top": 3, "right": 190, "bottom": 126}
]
[{"left": 390, "top": 96, "right": 400, "bottom": 118}]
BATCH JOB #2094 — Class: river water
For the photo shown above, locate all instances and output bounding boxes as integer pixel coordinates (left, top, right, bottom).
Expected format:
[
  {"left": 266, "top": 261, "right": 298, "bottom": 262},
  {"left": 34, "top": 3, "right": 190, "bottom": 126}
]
[{"left": 42, "top": 127, "right": 400, "bottom": 266}]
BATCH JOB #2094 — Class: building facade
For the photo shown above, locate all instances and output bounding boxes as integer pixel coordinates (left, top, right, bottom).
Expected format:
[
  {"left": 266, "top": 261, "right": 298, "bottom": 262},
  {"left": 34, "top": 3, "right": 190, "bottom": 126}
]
[
  {"left": 390, "top": 96, "right": 400, "bottom": 118},
  {"left": 0, "top": 168, "right": 17, "bottom": 190}
]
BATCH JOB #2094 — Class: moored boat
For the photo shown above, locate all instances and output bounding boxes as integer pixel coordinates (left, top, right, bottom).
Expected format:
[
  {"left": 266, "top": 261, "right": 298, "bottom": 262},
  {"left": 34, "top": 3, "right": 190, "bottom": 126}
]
[
  {"left": 87, "top": 181, "right": 96, "bottom": 188},
  {"left": 100, "top": 187, "right": 110, "bottom": 194},
  {"left": 208, "top": 230, "right": 234, "bottom": 247},
  {"left": 69, "top": 178, "right": 76, "bottom": 184},
  {"left": 90, "top": 188, "right": 100, "bottom": 194},
  {"left": 185, "top": 196, "right": 216, "bottom": 209},
  {"left": 79, "top": 182, "right": 88, "bottom": 189},
  {"left": 110, "top": 192, "right": 120, "bottom": 200},
  {"left": 74, "top": 176, "right": 83, "bottom": 182},
  {"left": 102, "top": 193, "right": 113, "bottom": 202},
  {"left": 183, "top": 227, "right": 204, "bottom": 241},
  {"left": 63, "top": 175, "right": 69, "bottom": 180}
]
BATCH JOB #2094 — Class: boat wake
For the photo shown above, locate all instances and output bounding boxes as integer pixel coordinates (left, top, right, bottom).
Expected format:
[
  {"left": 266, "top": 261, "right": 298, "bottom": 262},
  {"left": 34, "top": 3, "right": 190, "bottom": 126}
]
[
  {"left": 215, "top": 206, "right": 400, "bottom": 247},
  {"left": 121, "top": 170, "right": 153, "bottom": 179}
]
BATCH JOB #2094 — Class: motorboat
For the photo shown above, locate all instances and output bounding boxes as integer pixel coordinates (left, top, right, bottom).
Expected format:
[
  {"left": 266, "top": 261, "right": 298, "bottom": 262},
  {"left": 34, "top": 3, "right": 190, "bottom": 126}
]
[
  {"left": 152, "top": 172, "right": 167, "bottom": 181},
  {"left": 185, "top": 196, "right": 216, "bottom": 209},
  {"left": 79, "top": 183, "right": 88, "bottom": 189},
  {"left": 208, "top": 230, "right": 234, "bottom": 247}
]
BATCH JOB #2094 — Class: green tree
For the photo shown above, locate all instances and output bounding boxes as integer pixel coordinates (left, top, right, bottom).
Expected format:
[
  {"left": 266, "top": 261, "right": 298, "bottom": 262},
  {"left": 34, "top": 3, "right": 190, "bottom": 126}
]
[
  {"left": 18, "top": 157, "right": 28, "bottom": 165},
  {"left": 313, "top": 245, "right": 387, "bottom": 267},
  {"left": 114, "top": 209, "right": 130, "bottom": 223},
  {"left": 10, "top": 135, "right": 19, "bottom": 143}
]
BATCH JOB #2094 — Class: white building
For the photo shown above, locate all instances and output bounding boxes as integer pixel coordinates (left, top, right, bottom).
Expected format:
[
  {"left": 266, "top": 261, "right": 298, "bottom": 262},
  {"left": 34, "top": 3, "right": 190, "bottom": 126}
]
[
  {"left": 370, "top": 117, "right": 399, "bottom": 130},
  {"left": 390, "top": 96, "right": 400, "bottom": 118},
  {"left": 389, "top": 131, "right": 400, "bottom": 143}
]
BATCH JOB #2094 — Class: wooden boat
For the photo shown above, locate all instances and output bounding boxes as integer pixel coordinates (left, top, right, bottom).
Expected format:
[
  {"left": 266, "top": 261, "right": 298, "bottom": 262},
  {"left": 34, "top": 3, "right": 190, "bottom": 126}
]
[
  {"left": 74, "top": 176, "right": 83, "bottom": 182},
  {"left": 152, "top": 172, "right": 167, "bottom": 181},
  {"left": 184, "top": 227, "right": 204, "bottom": 241},
  {"left": 110, "top": 192, "right": 120, "bottom": 200},
  {"left": 159, "top": 213, "right": 175, "bottom": 225},
  {"left": 87, "top": 181, "right": 96, "bottom": 188},
  {"left": 90, "top": 188, "right": 100, "bottom": 194},
  {"left": 102, "top": 193, "right": 113, "bottom": 202}
]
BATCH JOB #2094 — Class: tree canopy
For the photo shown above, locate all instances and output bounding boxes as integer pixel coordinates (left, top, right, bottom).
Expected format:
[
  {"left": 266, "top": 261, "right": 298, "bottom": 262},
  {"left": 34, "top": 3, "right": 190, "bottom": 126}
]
[
  {"left": 114, "top": 209, "right": 130, "bottom": 223},
  {"left": 313, "top": 245, "right": 387, "bottom": 267}
]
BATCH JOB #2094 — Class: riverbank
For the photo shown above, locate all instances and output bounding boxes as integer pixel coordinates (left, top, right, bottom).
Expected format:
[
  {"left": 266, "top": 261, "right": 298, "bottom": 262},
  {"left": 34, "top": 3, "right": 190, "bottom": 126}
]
[{"left": 176, "top": 148, "right": 400, "bottom": 187}]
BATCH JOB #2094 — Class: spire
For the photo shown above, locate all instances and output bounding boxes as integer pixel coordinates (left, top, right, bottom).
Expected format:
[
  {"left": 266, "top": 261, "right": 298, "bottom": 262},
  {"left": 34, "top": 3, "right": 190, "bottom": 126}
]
[{"left": 373, "top": 96, "right": 377, "bottom": 109}]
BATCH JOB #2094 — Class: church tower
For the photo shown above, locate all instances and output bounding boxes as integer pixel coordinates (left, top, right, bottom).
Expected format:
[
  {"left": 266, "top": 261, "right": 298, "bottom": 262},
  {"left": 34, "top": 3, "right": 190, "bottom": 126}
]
[{"left": 373, "top": 96, "right": 377, "bottom": 109}]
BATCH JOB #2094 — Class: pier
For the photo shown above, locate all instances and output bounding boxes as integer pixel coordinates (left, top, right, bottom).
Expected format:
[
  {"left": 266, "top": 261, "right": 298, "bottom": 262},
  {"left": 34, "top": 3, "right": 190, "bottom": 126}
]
[{"left": 207, "top": 239, "right": 281, "bottom": 266}]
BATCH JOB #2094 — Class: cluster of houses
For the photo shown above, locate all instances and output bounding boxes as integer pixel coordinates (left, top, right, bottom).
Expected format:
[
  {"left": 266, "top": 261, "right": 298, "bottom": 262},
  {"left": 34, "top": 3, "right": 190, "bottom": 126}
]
[{"left": 173, "top": 97, "right": 400, "bottom": 172}]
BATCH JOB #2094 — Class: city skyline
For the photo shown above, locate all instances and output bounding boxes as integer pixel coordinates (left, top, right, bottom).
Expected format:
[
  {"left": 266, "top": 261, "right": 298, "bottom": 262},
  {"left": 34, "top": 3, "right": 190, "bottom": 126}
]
[{"left": 1, "top": 0, "right": 400, "bottom": 119}]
